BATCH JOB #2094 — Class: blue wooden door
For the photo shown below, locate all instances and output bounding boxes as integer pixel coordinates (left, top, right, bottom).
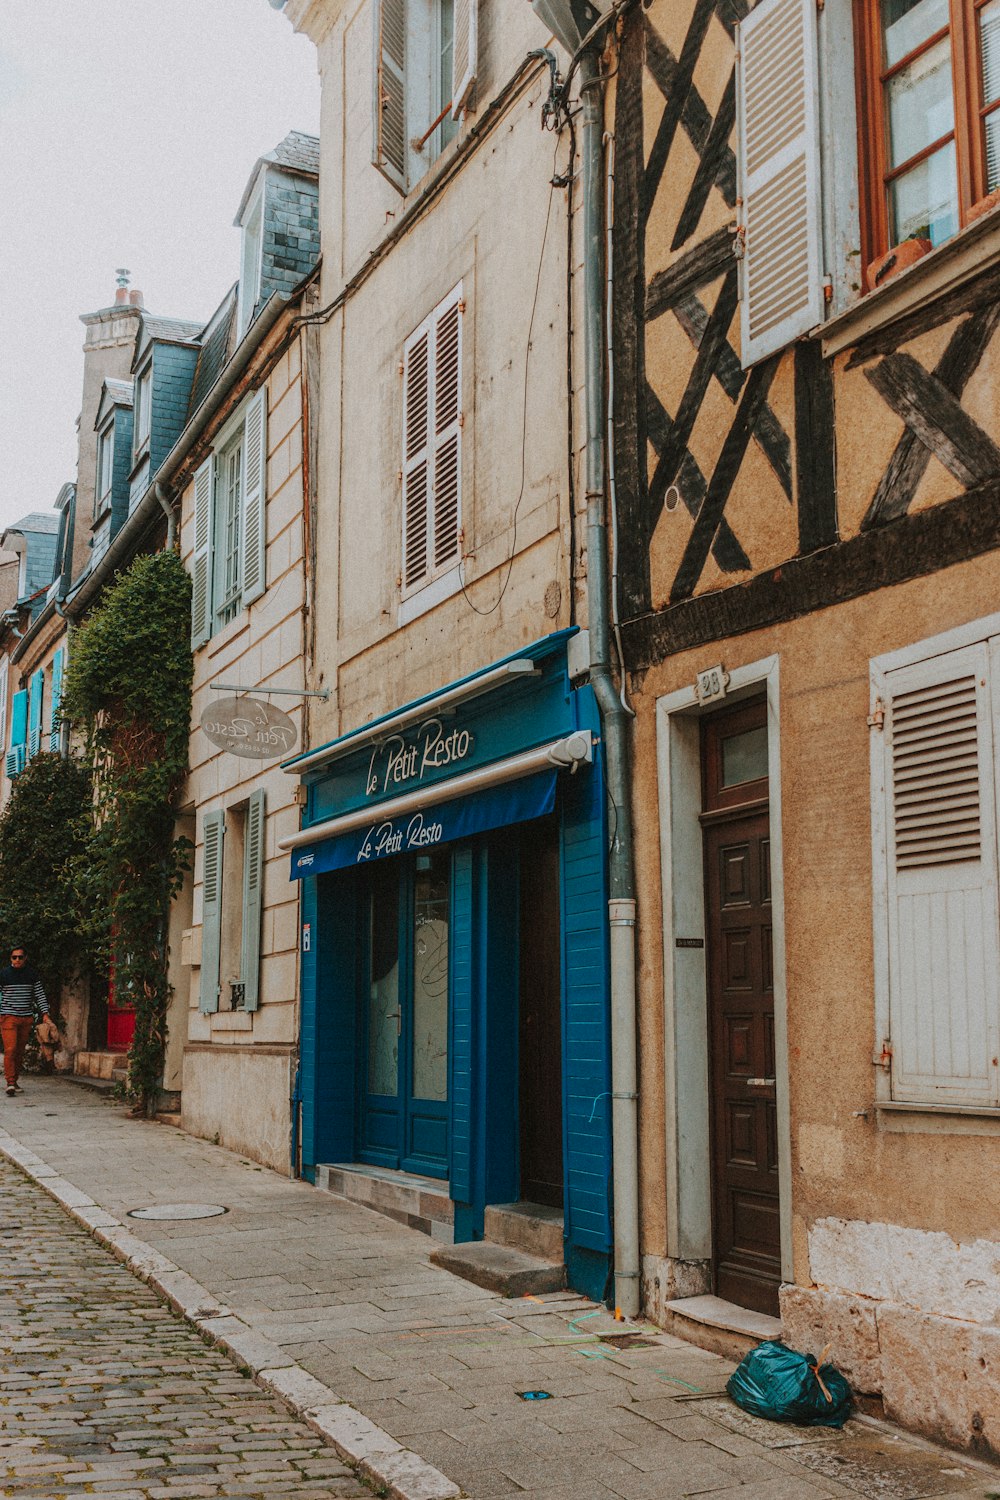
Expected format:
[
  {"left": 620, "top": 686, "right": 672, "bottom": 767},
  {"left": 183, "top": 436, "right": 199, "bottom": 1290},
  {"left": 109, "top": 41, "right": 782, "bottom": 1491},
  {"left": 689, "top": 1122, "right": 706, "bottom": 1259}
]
[{"left": 358, "top": 852, "right": 451, "bottom": 1179}]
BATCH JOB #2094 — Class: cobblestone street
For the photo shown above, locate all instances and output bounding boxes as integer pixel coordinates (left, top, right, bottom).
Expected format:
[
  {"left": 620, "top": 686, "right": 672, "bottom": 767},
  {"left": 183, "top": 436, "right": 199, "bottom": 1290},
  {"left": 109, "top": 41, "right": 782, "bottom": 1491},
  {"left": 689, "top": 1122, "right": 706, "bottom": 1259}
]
[
  {"left": 0, "top": 1158, "right": 366, "bottom": 1500},
  {"left": 2, "top": 1084, "right": 998, "bottom": 1500}
]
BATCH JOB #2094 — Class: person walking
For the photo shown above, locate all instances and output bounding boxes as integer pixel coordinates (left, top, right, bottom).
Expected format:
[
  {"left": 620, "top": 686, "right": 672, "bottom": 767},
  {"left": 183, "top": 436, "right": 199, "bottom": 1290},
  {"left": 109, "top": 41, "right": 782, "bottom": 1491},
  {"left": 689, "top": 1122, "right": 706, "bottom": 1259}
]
[{"left": 0, "top": 947, "right": 49, "bottom": 1097}]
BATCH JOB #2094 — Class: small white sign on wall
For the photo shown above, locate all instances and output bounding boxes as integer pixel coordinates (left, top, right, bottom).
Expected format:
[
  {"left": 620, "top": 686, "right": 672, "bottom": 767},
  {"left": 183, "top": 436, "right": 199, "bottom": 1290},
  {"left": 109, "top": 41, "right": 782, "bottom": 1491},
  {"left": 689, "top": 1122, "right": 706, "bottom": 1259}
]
[
  {"left": 695, "top": 665, "right": 729, "bottom": 707},
  {"left": 302, "top": 923, "right": 311, "bottom": 953}
]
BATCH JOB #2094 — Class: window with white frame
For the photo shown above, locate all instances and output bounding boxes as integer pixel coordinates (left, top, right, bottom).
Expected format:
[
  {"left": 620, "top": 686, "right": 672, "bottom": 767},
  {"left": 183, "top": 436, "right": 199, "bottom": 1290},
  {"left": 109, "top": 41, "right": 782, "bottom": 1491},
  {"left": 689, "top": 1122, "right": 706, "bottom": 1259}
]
[
  {"left": 872, "top": 623, "right": 1000, "bottom": 1109},
  {"left": 373, "top": 0, "right": 476, "bottom": 192},
  {"left": 198, "top": 791, "right": 265, "bottom": 1015},
  {"left": 134, "top": 364, "right": 152, "bottom": 452},
  {"left": 96, "top": 423, "right": 114, "bottom": 517},
  {"left": 238, "top": 187, "right": 264, "bottom": 338},
  {"left": 190, "top": 388, "right": 267, "bottom": 646},
  {"left": 401, "top": 284, "right": 464, "bottom": 594}
]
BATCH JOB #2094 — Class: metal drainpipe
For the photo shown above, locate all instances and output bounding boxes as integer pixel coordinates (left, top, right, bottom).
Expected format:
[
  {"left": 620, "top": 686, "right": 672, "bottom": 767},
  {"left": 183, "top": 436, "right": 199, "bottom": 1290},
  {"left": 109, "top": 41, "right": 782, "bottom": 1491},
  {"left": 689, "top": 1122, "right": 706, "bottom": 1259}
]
[
  {"left": 579, "top": 49, "right": 640, "bottom": 1317},
  {"left": 155, "top": 482, "right": 176, "bottom": 550}
]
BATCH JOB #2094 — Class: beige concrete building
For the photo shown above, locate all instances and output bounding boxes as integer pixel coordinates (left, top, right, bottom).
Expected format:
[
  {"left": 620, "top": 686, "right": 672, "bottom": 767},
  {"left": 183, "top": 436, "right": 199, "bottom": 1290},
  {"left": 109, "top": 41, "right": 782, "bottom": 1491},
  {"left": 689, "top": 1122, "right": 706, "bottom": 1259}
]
[{"left": 609, "top": 0, "right": 1000, "bottom": 1456}]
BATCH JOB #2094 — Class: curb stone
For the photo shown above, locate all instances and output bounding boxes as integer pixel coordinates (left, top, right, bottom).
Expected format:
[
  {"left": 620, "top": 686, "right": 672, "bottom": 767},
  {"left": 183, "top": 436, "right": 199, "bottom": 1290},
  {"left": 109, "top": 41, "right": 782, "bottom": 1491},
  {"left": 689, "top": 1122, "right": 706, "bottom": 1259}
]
[{"left": 0, "top": 1127, "right": 464, "bottom": 1500}]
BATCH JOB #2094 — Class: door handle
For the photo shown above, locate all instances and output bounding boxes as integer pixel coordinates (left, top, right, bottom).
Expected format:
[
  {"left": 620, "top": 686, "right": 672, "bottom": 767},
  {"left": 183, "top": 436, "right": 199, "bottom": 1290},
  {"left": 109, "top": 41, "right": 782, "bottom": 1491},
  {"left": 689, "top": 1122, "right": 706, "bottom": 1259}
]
[{"left": 746, "top": 1077, "right": 776, "bottom": 1087}]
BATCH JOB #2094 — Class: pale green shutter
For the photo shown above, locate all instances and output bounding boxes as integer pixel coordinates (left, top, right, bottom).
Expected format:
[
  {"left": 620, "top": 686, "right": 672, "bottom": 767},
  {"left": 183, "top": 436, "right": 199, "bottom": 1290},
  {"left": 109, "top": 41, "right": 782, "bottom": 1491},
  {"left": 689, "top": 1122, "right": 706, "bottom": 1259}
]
[
  {"left": 240, "top": 789, "right": 266, "bottom": 1012},
  {"left": 240, "top": 389, "right": 267, "bottom": 607},
  {"left": 191, "top": 456, "right": 215, "bottom": 648},
  {"left": 49, "top": 648, "right": 65, "bottom": 752},
  {"left": 199, "top": 810, "right": 224, "bottom": 1014}
]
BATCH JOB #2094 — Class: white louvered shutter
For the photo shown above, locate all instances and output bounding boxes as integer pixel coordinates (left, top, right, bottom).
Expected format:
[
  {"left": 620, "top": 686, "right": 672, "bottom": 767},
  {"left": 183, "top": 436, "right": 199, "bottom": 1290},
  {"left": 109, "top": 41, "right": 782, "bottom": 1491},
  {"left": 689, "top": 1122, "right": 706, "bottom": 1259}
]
[
  {"left": 241, "top": 389, "right": 267, "bottom": 607},
  {"left": 191, "top": 455, "right": 215, "bottom": 648},
  {"left": 240, "top": 790, "right": 266, "bottom": 1013},
  {"left": 199, "top": 810, "right": 225, "bottom": 1015},
  {"left": 879, "top": 644, "right": 1000, "bottom": 1106},
  {"left": 433, "top": 293, "right": 462, "bottom": 569},
  {"left": 374, "top": 0, "right": 407, "bottom": 191},
  {"left": 736, "top": 0, "right": 824, "bottom": 367},
  {"left": 403, "top": 318, "right": 432, "bottom": 589},
  {"left": 452, "top": 0, "right": 478, "bottom": 118}
]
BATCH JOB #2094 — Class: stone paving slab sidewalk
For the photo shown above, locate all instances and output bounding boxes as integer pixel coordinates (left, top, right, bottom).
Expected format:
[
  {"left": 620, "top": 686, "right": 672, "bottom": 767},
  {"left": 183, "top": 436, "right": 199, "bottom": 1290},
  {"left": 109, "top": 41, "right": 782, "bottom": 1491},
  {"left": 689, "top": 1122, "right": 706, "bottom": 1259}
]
[{"left": 1, "top": 1079, "right": 997, "bottom": 1500}]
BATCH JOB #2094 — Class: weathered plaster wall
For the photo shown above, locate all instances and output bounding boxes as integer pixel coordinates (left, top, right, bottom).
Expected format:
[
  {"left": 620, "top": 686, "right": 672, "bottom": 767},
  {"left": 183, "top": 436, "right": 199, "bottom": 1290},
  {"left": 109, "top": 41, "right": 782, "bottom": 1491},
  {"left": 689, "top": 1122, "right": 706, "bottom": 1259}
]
[{"left": 175, "top": 329, "right": 308, "bottom": 1169}]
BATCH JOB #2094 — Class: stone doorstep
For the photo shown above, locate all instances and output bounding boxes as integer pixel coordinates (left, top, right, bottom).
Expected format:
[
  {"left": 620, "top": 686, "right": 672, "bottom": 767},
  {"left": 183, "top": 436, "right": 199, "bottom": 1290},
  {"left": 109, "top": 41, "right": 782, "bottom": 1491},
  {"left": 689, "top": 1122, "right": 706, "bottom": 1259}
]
[
  {"left": 429, "top": 1239, "right": 567, "bottom": 1297},
  {"left": 484, "top": 1200, "right": 564, "bottom": 1261},
  {"left": 73, "top": 1050, "right": 129, "bottom": 1081},
  {"left": 317, "top": 1162, "right": 454, "bottom": 1242},
  {"left": 662, "top": 1294, "right": 784, "bottom": 1363}
]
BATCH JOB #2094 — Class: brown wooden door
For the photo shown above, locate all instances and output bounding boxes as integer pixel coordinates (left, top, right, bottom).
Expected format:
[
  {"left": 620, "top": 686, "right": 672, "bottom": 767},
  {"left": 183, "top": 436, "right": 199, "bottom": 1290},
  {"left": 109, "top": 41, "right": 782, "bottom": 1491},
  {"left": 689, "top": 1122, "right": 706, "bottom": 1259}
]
[
  {"left": 702, "top": 701, "right": 780, "bottom": 1315},
  {"left": 519, "top": 823, "right": 563, "bottom": 1208}
]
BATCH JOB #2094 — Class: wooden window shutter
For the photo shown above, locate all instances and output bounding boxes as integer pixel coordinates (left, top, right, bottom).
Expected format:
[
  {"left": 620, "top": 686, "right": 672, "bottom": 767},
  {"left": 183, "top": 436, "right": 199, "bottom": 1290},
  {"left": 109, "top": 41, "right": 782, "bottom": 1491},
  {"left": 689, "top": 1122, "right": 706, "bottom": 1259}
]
[
  {"left": 240, "top": 790, "right": 266, "bottom": 1013},
  {"left": 0, "top": 658, "right": 8, "bottom": 756},
  {"left": 432, "top": 293, "right": 462, "bottom": 569},
  {"left": 736, "top": 0, "right": 824, "bottom": 366},
  {"left": 49, "top": 648, "right": 64, "bottom": 753},
  {"left": 452, "top": 0, "right": 478, "bottom": 119},
  {"left": 374, "top": 0, "right": 407, "bottom": 190},
  {"left": 27, "top": 669, "right": 44, "bottom": 759},
  {"left": 403, "top": 320, "right": 432, "bottom": 588},
  {"left": 6, "top": 686, "right": 26, "bottom": 780},
  {"left": 191, "top": 455, "right": 215, "bottom": 648},
  {"left": 879, "top": 643, "right": 1000, "bottom": 1106},
  {"left": 241, "top": 389, "right": 267, "bottom": 607},
  {"left": 199, "top": 810, "right": 225, "bottom": 1015}
]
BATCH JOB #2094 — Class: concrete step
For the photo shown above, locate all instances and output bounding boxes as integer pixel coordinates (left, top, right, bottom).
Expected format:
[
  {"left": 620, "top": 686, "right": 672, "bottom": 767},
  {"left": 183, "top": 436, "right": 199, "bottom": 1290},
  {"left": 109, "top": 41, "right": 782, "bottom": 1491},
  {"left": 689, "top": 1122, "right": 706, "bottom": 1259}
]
[
  {"left": 662, "top": 1294, "right": 783, "bottom": 1362},
  {"left": 430, "top": 1240, "right": 566, "bottom": 1297},
  {"left": 74, "top": 1050, "right": 128, "bottom": 1081},
  {"left": 483, "top": 1201, "right": 564, "bottom": 1260},
  {"left": 316, "top": 1162, "right": 454, "bottom": 1242},
  {"left": 156, "top": 1111, "right": 182, "bottom": 1128}
]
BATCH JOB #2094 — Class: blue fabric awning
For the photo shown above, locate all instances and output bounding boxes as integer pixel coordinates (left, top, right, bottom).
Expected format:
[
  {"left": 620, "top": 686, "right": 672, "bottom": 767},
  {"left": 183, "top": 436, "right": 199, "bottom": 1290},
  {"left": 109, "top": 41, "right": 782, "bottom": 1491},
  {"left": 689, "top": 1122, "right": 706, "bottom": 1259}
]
[{"left": 290, "top": 768, "right": 556, "bottom": 878}]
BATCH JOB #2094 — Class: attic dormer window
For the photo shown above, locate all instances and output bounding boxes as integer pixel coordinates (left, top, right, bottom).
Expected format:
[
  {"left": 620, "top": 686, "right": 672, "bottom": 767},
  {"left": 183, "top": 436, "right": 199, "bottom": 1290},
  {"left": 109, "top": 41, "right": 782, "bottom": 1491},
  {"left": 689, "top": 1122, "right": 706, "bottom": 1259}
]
[
  {"left": 96, "top": 423, "right": 114, "bottom": 517},
  {"left": 134, "top": 364, "right": 152, "bottom": 452},
  {"left": 238, "top": 187, "right": 264, "bottom": 338}
]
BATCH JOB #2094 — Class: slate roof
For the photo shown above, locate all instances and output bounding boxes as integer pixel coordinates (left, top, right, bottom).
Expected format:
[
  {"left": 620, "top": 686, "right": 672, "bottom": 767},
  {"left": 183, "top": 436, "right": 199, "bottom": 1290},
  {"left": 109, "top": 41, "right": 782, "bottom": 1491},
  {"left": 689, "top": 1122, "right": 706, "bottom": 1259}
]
[
  {"left": 271, "top": 130, "right": 320, "bottom": 176},
  {"left": 3, "top": 512, "right": 61, "bottom": 536},
  {"left": 141, "top": 315, "right": 204, "bottom": 345},
  {"left": 188, "top": 285, "right": 238, "bottom": 418},
  {"left": 103, "top": 377, "right": 134, "bottom": 408}
]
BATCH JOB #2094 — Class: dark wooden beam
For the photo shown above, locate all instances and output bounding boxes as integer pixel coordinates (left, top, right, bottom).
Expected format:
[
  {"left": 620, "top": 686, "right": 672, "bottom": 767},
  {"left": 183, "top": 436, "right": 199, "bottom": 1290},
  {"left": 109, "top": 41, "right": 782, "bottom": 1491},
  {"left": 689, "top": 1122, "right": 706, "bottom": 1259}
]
[
  {"left": 623, "top": 481, "right": 1000, "bottom": 668},
  {"left": 646, "top": 227, "right": 735, "bottom": 322},
  {"left": 794, "top": 341, "right": 838, "bottom": 552},
  {"left": 671, "top": 71, "right": 737, "bottom": 251}
]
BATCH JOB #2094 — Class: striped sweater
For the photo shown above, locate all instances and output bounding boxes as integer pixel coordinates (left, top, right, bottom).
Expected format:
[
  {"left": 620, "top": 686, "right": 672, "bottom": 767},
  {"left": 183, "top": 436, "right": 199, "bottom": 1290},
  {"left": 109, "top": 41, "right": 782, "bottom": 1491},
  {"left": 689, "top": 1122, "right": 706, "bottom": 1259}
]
[{"left": 0, "top": 965, "right": 48, "bottom": 1018}]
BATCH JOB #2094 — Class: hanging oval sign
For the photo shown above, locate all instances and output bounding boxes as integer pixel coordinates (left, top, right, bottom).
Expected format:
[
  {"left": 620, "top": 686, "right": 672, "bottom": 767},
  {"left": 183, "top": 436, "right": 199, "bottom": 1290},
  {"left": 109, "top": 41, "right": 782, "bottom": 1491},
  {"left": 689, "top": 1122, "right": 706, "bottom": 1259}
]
[{"left": 200, "top": 696, "right": 298, "bottom": 760}]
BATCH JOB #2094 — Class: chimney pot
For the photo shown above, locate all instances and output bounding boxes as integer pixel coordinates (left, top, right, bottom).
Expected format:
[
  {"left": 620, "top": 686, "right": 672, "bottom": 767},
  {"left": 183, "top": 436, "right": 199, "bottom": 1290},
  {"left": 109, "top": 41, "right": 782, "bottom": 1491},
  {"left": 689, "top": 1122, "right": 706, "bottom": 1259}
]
[
  {"left": 129, "top": 289, "right": 144, "bottom": 307},
  {"left": 115, "top": 287, "right": 129, "bottom": 305}
]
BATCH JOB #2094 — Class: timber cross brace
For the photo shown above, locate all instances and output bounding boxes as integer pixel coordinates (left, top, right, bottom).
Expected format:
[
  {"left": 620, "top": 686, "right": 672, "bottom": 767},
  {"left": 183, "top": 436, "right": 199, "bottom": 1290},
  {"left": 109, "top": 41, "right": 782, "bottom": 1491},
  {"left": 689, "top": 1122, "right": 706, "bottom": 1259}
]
[{"left": 612, "top": 1, "right": 1000, "bottom": 632}]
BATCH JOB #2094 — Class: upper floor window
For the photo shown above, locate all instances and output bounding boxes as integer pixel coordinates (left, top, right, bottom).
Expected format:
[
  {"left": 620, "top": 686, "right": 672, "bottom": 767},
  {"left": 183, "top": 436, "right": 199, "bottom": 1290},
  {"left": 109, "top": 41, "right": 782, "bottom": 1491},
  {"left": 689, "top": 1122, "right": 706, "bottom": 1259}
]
[
  {"left": 856, "top": 0, "right": 1000, "bottom": 259},
  {"left": 190, "top": 388, "right": 267, "bottom": 647},
  {"left": 401, "top": 284, "right": 463, "bottom": 594},
  {"left": 238, "top": 187, "right": 264, "bottom": 339},
  {"left": 134, "top": 364, "right": 152, "bottom": 452},
  {"left": 96, "top": 424, "right": 114, "bottom": 517},
  {"left": 374, "top": 0, "right": 477, "bottom": 192}
]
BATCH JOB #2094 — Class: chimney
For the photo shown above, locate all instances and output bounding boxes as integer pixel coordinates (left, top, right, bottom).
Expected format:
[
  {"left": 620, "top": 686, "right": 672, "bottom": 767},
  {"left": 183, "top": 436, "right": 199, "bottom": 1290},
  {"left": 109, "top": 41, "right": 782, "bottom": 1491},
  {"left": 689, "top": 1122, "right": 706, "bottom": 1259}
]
[
  {"left": 129, "top": 288, "right": 144, "bottom": 308},
  {"left": 114, "top": 267, "right": 130, "bottom": 306}
]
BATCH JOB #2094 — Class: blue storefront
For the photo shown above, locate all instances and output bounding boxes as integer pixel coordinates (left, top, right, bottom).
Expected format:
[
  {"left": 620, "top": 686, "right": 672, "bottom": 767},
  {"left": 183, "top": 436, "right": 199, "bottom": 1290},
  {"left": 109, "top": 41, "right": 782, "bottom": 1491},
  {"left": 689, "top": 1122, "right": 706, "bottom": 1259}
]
[{"left": 282, "top": 630, "right": 613, "bottom": 1300}]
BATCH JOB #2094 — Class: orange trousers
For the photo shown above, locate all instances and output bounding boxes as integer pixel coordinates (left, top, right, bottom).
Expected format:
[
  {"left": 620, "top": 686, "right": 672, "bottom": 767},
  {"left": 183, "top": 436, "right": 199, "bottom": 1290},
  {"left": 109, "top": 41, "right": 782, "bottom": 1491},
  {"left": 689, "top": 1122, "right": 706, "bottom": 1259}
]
[{"left": 1, "top": 1016, "right": 32, "bottom": 1088}]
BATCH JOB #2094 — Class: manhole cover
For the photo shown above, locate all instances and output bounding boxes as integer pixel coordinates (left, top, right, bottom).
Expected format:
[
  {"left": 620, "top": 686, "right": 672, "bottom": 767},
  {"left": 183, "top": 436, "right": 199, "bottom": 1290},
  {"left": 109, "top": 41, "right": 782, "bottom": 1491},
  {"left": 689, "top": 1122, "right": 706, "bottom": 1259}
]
[{"left": 128, "top": 1203, "right": 228, "bottom": 1221}]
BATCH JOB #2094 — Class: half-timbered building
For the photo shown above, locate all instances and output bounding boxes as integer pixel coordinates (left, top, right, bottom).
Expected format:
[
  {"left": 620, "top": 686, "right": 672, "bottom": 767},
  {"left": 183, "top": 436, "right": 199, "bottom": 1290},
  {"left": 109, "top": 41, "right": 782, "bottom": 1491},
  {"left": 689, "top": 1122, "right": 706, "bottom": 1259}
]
[{"left": 612, "top": 0, "right": 1000, "bottom": 1453}]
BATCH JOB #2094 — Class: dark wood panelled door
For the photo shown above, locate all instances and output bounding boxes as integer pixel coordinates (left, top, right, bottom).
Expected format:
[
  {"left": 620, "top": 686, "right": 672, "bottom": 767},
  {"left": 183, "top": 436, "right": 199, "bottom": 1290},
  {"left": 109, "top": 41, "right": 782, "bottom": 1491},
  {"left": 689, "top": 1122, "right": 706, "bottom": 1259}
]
[
  {"left": 519, "top": 821, "right": 563, "bottom": 1208},
  {"left": 702, "top": 700, "right": 780, "bottom": 1316}
]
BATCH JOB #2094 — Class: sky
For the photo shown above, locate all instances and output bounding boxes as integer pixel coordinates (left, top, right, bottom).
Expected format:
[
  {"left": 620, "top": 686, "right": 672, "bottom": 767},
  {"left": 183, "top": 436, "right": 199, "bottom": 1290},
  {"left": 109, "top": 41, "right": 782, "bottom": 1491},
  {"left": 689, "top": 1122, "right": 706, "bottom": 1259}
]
[{"left": 0, "top": 0, "right": 321, "bottom": 535}]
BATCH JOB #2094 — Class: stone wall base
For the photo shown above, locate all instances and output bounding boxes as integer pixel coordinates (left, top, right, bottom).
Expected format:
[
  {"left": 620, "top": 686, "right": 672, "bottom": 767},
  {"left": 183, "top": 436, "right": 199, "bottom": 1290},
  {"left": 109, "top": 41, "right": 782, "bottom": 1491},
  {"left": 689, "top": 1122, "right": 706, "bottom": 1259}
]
[
  {"left": 641, "top": 1254, "right": 711, "bottom": 1323},
  {"left": 780, "top": 1284, "right": 1000, "bottom": 1461},
  {"left": 181, "top": 1047, "right": 293, "bottom": 1174}
]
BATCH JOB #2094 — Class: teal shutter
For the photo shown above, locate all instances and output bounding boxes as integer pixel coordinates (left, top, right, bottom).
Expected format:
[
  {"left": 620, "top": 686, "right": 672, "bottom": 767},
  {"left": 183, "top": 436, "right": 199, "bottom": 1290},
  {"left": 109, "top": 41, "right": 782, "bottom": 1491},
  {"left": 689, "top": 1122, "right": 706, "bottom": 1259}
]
[
  {"left": 49, "top": 648, "right": 65, "bottom": 752},
  {"left": 191, "top": 455, "right": 215, "bottom": 648},
  {"left": 6, "top": 688, "right": 27, "bottom": 779},
  {"left": 240, "top": 789, "right": 265, "bottom": 1011},
  {"left": 27, "top": 670, "right": 44, "bottom": 759},
  {"left": 240, "top": 390, "right": 267, "bottom": 607},
  {"left": 199, "top": 810, "right": 224, "bottom": 1014}
]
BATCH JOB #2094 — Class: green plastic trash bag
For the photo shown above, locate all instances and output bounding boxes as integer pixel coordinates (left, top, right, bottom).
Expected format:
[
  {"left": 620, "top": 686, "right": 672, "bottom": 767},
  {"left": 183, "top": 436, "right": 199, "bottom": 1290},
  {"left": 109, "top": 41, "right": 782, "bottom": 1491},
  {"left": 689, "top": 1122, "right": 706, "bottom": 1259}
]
[{"left": 726, "top": 1340, "right": 852, "bottom": 1428}]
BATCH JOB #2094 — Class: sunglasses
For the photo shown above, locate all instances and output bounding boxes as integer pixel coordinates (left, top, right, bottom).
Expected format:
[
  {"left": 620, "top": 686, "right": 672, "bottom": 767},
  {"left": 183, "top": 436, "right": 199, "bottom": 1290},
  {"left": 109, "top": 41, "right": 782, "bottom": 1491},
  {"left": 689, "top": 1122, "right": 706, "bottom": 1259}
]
[{"left": 10, "top": 953, "right": 25, "bottom": 960}]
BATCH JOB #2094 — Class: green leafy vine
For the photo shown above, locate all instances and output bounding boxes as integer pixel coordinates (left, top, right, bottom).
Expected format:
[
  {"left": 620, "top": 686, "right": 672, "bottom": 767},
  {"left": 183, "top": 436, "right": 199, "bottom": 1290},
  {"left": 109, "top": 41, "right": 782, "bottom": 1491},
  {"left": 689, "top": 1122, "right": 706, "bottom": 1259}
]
[{"left": 62, "top": 551, "right": 193, "bottom": 1115}]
